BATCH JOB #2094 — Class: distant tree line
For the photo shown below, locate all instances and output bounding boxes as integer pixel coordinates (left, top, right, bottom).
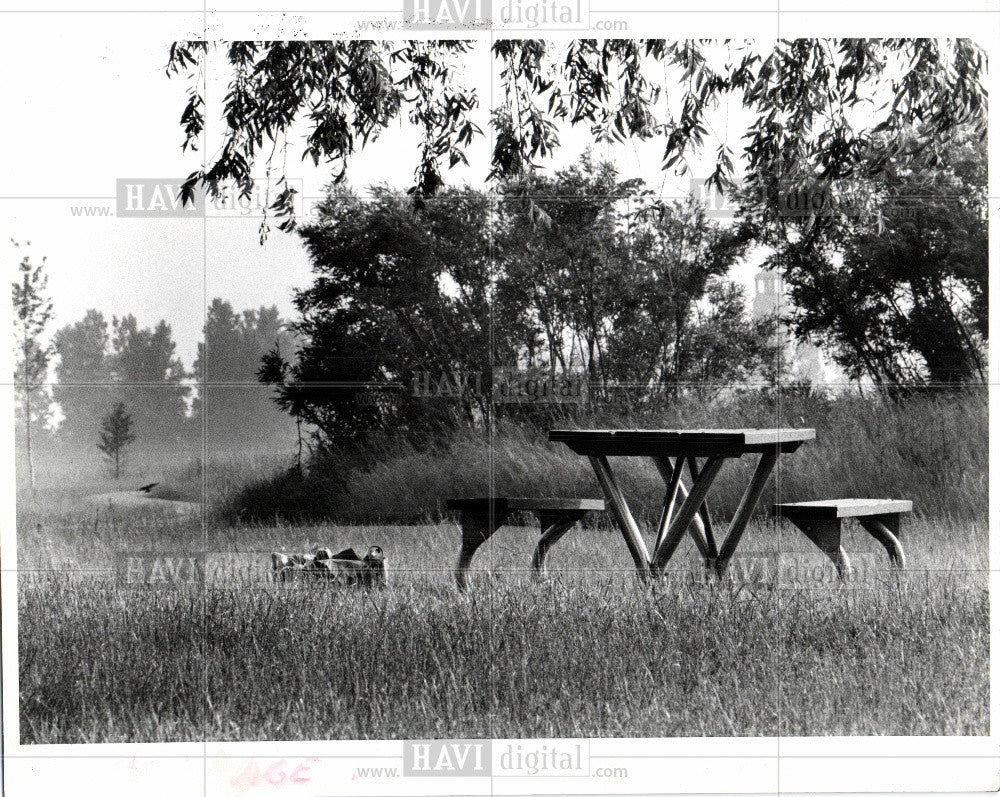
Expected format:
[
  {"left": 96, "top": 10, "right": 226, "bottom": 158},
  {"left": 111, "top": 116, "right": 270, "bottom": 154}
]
[
  {"left": 193, "top": 299, "right": 298, "bottom": 449},
  {"left": 53, "top": 311, "right": 189, "bottom": 449},
  {"left": 14, "top": 290, "right": 297, "bottom": 475}
]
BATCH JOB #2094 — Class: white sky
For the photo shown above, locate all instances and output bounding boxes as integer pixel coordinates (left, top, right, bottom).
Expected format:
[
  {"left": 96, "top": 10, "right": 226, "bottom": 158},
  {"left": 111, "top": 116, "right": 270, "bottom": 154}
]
[{"left": 2, "top": 30, "right": 761, "bottom": 368}]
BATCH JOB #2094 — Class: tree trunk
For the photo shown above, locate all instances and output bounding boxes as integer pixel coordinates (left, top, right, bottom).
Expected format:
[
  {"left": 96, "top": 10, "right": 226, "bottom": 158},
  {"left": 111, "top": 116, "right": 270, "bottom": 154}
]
[
  {"left": 672, "top": 312, "right": 684, "bottom": 402},
  {"left": 23, "top": 383, "right": 35, "bottom": 490},
  {"left": 295, "top": 418, "right": 303, "bottom": 475},
  {"left": 114, "top": 449, "right": 120, "bottom": 480}
]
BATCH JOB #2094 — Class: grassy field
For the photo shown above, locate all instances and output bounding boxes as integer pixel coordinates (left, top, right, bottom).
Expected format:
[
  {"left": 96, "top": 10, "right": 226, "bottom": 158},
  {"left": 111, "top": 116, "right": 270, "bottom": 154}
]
[
  {"left": 15, "top": 391, "right": 989, "bottom": 741},
  {"left": 17, "top": 506, "right": 988, "bottom": 742}
]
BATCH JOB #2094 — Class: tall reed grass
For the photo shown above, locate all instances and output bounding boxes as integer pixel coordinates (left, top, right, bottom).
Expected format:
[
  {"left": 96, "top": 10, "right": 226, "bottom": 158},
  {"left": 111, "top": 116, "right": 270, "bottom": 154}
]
[{"left": 226, "top": 389, "right": 986, "bottom": 523}]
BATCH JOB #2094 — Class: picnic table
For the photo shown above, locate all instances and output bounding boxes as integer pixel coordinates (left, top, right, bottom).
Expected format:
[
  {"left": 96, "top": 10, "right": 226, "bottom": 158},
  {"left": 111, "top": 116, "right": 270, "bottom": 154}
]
[{"left": 548, "top": 428, "right": 816, "bottom": 581}]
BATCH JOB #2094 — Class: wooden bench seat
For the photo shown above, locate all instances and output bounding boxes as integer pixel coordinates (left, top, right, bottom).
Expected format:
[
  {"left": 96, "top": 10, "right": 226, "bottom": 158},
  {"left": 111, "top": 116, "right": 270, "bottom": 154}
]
[
  {"left": 446, "top": 497, "right": 605, "bottom": 589},
  {"left": 772, "top": 499, "right": 912, "bottom": 579}
]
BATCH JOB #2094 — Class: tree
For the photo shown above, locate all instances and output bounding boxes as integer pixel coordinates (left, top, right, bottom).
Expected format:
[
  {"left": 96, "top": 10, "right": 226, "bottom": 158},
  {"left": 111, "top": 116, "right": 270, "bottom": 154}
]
[
  {"left": 52, "top": 309, "right": 112, "bottom": 448},
  {"left": 264, "top": 162, "right": 777, "bottom": 440},
  {"left": 97, "top": 402, "right": 135, "bottom": 479},
  {"left": 497, "top": 151, "right": 642, "bottom": 398},
  {"left": 191, "top": 299, "right": 298, "bottom": 449},
  {"left": 261, "top": 185, "right": 501, "bottom": 445},
  {"left": 167, "top": 39, "right": 985, "bottom": 233},
  {"left": 674, "top": 280, "right": 781, "bottom": 400},
  {"left": 109, "top": 315, "right": 191, "bottom": 447},
  {"left": 752, "top": 126, "right": 987, "bottom": 388},
  {"left": 606, "top": 196, "right": 777, "bottom": 399},
  {"left": 52, "top": 311, "right": 193, "bottom": 450},
  {"left": 499, "top": 165, "right": 776, "bottom": 405},
  {"left": 12, "top": 241, "right": 53, "bottom": 489}
]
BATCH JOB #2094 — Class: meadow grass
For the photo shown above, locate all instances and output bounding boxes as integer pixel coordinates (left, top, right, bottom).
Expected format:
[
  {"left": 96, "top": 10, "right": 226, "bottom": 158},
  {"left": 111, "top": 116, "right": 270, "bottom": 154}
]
[
  {"left": 15, "top": 390, "right": 989, "bottom": 741},
  {"left": 17, "top": 510, "right": 988, "bottom": 742},
  {"left": 18, "top": 390, "right": 986, "bottom": 527}
]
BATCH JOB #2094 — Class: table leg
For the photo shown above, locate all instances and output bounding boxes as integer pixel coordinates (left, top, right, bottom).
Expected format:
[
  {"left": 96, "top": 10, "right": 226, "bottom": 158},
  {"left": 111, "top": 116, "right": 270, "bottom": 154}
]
[
  {"left": 685, "top": 456, "right": 719, "bottom": 561},
  {"left": 589, "top": 456, "right": 651, "bottom": 582},
  {"left": 649, "top": 456, "right": 725, "bottom": 576},
  {"left": 653, "top": 458, "right": 711, "bottom": 561},
  {"left": 715, "top": 451, "right": 778, "bottom": 575},
  {"left": 652, "top": 457, "right": 685, "bottom": 553}
]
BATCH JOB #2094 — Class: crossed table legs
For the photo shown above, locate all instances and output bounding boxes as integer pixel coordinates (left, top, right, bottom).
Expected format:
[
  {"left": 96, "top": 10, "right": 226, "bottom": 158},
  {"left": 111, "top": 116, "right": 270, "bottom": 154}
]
[{"left": 589, "top": 451, "right": 778, "bottom": 581}]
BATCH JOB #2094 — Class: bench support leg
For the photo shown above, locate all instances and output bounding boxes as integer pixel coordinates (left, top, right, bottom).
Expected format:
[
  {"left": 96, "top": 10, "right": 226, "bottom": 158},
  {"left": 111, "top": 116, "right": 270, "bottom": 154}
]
[
  {"left": 455, "top": 509, "right": 508, "bottom": 591},
  {"left": 531, "top": 510, "right": 585, "bottom": 580},
  {"left": 786, "top": 517, "right": 853, "bottom": 581},
  {"left": 857, "top": 515, "right": 906, "bottom": 569}
]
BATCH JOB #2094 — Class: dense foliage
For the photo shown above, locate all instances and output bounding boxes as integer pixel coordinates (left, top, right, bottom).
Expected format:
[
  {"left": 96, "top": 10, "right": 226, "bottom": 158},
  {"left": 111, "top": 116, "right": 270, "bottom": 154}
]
[
  {"left": 260, "top": 157, "right": 778, "bottom": 445},
  {"left": 748, "top": 128, "right": 987, "bottom": 387}
]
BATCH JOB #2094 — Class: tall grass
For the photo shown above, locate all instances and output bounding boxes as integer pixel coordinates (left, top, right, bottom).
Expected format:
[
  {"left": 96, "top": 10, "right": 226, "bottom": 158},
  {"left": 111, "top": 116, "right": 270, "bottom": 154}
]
[
  {"left": 18, "top": 513, "right": 988, "bottom": 742},
  {"left": 227, "top": 389, "right": 986, "bottom": 523},
  {"left": 15, "top": 388, "right": 988, "bottom": 744},
  {"left": 19, "top": 568, "right": 987, "bottom": 742},
  {"left": 19, "top": 390, "right": 984, "bottom": 525}
]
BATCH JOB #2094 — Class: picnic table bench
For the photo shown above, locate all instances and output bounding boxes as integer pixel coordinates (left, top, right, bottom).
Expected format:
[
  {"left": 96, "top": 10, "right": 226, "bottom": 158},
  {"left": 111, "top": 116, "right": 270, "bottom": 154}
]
[
  {"left": 772, "top": 498, "right": 910, "bottom": 579},
  {"left": 449, "top": 429, "right": 912, "bottom": 588},
  {"left": 446, "top": 497, "right": 605, "bottom": 590},
  {"left": 548, "top": 428, "right": 816, "bottom": 581}
]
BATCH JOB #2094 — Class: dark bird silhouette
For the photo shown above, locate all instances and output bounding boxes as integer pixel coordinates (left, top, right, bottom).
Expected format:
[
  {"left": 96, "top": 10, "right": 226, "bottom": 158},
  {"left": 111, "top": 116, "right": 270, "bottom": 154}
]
[{"left": 137, "top": 482, "right": 159, "bottom": 494}]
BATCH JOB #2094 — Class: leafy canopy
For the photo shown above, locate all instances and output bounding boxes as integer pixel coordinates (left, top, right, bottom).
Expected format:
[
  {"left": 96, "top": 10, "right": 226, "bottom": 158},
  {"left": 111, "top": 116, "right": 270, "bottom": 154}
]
[
  {"left": 261, "top": 156, "right": 778, "bottom": 443},
  {"left": 754, "top": 126, "right": 988, "bottom": 387},
  {"left": 168, "top": 39, "right": 986, "bottom": 234}
]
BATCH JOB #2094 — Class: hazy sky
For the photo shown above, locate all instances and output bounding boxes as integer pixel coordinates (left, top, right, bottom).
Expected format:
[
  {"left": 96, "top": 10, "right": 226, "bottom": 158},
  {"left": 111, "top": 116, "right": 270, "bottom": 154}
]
[{"left": 3, "top": 30, "right": 759, "bottom": 368}]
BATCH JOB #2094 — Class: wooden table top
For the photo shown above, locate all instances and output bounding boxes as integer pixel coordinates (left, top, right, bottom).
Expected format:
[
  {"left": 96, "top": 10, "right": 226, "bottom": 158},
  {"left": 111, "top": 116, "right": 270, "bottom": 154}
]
[{"left": 548, "top": 428, "right": 816, "bottom": 457}]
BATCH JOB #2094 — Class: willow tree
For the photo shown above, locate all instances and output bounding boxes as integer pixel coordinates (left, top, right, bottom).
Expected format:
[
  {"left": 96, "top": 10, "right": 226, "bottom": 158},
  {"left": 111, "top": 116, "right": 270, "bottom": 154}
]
[{"left": 167, "top": 39, "right": 986, "bottom": 234}]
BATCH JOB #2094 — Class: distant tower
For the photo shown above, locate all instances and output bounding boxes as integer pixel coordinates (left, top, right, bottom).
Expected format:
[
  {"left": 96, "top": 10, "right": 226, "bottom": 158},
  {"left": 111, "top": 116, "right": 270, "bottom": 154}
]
[{"left": 752, "top": 268, "right": 781, "bottom": 320}]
